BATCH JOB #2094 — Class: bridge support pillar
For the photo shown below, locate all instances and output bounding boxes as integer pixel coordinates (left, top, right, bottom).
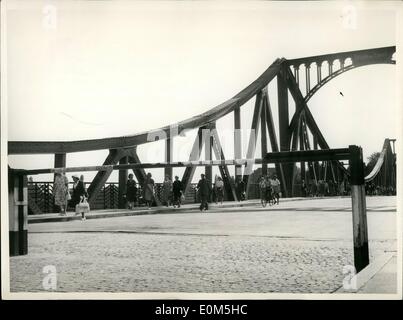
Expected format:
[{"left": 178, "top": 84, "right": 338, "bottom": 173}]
[
  {"left": 54, "top": 153, "right": 66, "bottom": 169},
  {"left": 118, "top": 156, "right": 128, "bottom": 209},
  {"left": 277, "top": 68, "right": 292, "bottom": 197},
  {"left": 9, "top": 169, "right": 28, "bottom": 256},
  {"left": 205, "top": 124, "right": 213, "bottom": 192},
  {"left": 264, "top": 92, "right": 287, "bottom": 198},
  {"left": 234, "top": 108, "right": 242, "bottom": 183},
  {"left": 349, "top": 145, "right": 369, "bottom": 273},
  {"left": 164, "top": 137, "right": 173, "bottom": 180},
  {"left": 260, "top": 102, "right": 268, "bottom": 176}
]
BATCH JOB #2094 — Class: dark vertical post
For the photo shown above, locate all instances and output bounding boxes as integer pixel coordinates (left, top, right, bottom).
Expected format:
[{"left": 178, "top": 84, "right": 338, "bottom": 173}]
[
  {"left": 234, "top": 108, "right": 242, "bottom": 183},
  {"left": 290, "top": 116, "right": 301, "bottom": 196},
  {"left": 328, "top": 60, "right": 333, "bottom": 75},
  {"left": 205, "top": 123, "right": 213, "bottom": 190},
  {"left": 265, "top": 93, "right": 287, "bottom": 197},
  {"left": 299, "top": 124, "right": 306, "bottom": 183},
  {"left": 118, "top": 156, "right": 128, "bottom": 209},
  {"left": 260, "top": 101, "right": 268, "bottom": 176},
  {"left": 349, "top": 145, "right": 369, "bottom": 272},
  {"left": 317, "top": 62, "right": 322, "bottom": 83},
  {"left": 305, "top": 64, "right": 311, "bottom": 95},
  {"left": 164, "top": 136, "right": 173, "bottom": 180},
  {"left": 9, "top": 169, "right": 28, "bottom": 256},
  {"left": 294, "top": 66, "right": 299, "bottom": 85},
  {"left": 277, "top": 68, "right": 290, "bottom": 152},
  {"left": 277, "top": 67, "right": 292, "bottom": 197},
  {"left": 313, "top": 134, "right": 320, "bottom": 180},
  {"left": 54, "top": 153, "right": 66, "bottom": 175}
]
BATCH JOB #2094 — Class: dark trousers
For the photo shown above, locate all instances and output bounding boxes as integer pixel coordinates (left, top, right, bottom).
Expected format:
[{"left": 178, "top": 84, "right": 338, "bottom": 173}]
[
  {"left": 173, "top": 192, "right": 181, "bottom": 207},
  {"left": 199, "top": 195, "right": 209, "bottom": 210}
]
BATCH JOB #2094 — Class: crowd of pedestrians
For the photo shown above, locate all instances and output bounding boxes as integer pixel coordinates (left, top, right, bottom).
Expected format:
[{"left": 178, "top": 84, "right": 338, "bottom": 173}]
[
  {"left": 365, "top": 182, "right": 396, "bottom": 196},
  {"left": 301, "top": 179, "right": 351, "bottom": 197},
  {"left": 53, "top": 171, "right": 89, "bottom": 220},
  {"left": 50, "top": 171, "right": 395, "bottom": 217}
]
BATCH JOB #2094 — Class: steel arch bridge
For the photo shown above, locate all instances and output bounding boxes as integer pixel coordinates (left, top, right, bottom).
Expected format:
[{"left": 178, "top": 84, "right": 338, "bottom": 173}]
[{"left": 8, "top": 46, "right": 397, "bottom": 207}]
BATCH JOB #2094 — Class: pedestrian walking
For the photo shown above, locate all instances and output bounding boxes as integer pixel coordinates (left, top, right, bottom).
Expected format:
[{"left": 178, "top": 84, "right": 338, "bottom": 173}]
[
  {"left": 161, "top": 175, "right": 173, "bottom": 207},
  {"left": 54, "top": 170, "right": 69, "bottom": 216},
  {"left": 270, "top": 174, "right": 281, "bottom": 204},
  {"left": 265, "top": 175, "right": 274, "bottom": 205},
  {"left": 125, "top": 173, "right": 138, "bottom": 209},
  {"left": 311, "top": 180, "right": 318, "bottom": 197},
  {"left": 143, "top": 172, "right": 155, "bottom": 209},
  {"left": 301, "top": 179, "right": 307, "bottom": 197},
  {"left": 172, "top": 176, "right": 183, "bottom": 208},
  {"left": 196, "top": 174, "right": 211, "bottom": 211},
  {"left": 71, "top": 174, "right": 89, "bottom": 220},
  {"left": 238, "top": 179, "right": 246, "bottom": 201},
  {"left": 259, "top": 176, "right": 267, "bottom": 207},
  {"left": 215, "top": 176, "right": 224, "bottom": 205},
  {"left": 318, "top": 180, "right": 325, "bottom": 197}
]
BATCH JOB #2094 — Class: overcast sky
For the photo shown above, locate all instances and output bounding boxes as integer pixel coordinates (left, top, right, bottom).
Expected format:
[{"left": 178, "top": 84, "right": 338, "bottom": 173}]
[{"left": 4, "top": 0, "right": 400, "bottom": 183}]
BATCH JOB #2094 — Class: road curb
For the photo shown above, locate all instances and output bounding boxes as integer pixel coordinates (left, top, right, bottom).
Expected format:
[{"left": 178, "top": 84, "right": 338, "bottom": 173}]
[
  {"left": 28, "top": 196, "right": 351, "bottom": 224},
  {"left": 334, "top": 251, "right": 396, "bottom": 293},
  {"left": 28, "top": 201, "right": 262, "bottom": 224}
]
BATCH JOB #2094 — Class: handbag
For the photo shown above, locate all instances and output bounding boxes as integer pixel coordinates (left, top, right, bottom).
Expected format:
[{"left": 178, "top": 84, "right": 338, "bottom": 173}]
[
  {"left": 67, "top": 191, "right": 72, "bottom": 201},
  {"left": 75, "top": 197, "right": 90, "bottom": 214}
]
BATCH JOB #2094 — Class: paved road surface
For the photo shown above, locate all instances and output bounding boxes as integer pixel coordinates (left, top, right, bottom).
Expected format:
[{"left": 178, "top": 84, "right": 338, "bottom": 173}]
[{"left": 9, "top": 196, "right": 397, "bottom": 293}]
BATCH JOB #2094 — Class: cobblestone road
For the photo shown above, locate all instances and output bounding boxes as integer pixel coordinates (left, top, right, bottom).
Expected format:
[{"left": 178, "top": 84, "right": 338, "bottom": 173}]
[{"left": 9, "top": 196, "right": 397, "bottom": 293}]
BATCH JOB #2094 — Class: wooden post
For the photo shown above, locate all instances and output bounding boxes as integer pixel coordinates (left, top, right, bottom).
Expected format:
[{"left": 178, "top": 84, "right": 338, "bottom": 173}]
[
  {"left": 9, "top": 169, "right": 28, "bottom": 256},
  {"left": 118, "top": 156, "right": 128, "bottom": 209},
  {"left": 349, "top": 145, "right": 369, "bottom": 272}
]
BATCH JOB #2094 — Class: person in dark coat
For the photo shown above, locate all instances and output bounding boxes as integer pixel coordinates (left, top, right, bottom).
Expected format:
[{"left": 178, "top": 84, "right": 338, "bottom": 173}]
[
  {"left": 126, "top": 173, "right": 138, "bottom": 209},
  {"left": 70, "top": 175, "right": 88, "bottom": 218},
  {"left": 70, "top": 175, "right": 87, "bottom": 207},
  {"left": 172, "top": 175, "right": 183, "bottom": 208},
  {"left": 238, "top": 179, "right": 246, "bottom": 201},
  {"left": 196, "top": 174, "right": 212, "bottom": 211}
]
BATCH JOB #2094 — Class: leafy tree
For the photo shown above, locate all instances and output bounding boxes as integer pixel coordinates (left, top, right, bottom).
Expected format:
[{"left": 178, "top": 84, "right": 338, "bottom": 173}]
[{"left": 365, "top": 152, "right": 381, "bottom": 175}]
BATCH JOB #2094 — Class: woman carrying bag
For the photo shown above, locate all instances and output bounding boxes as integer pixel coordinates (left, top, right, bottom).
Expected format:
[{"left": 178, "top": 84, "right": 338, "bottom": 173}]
[{"left": 72, "top": 175, "right": 90, "bottom": 221}]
